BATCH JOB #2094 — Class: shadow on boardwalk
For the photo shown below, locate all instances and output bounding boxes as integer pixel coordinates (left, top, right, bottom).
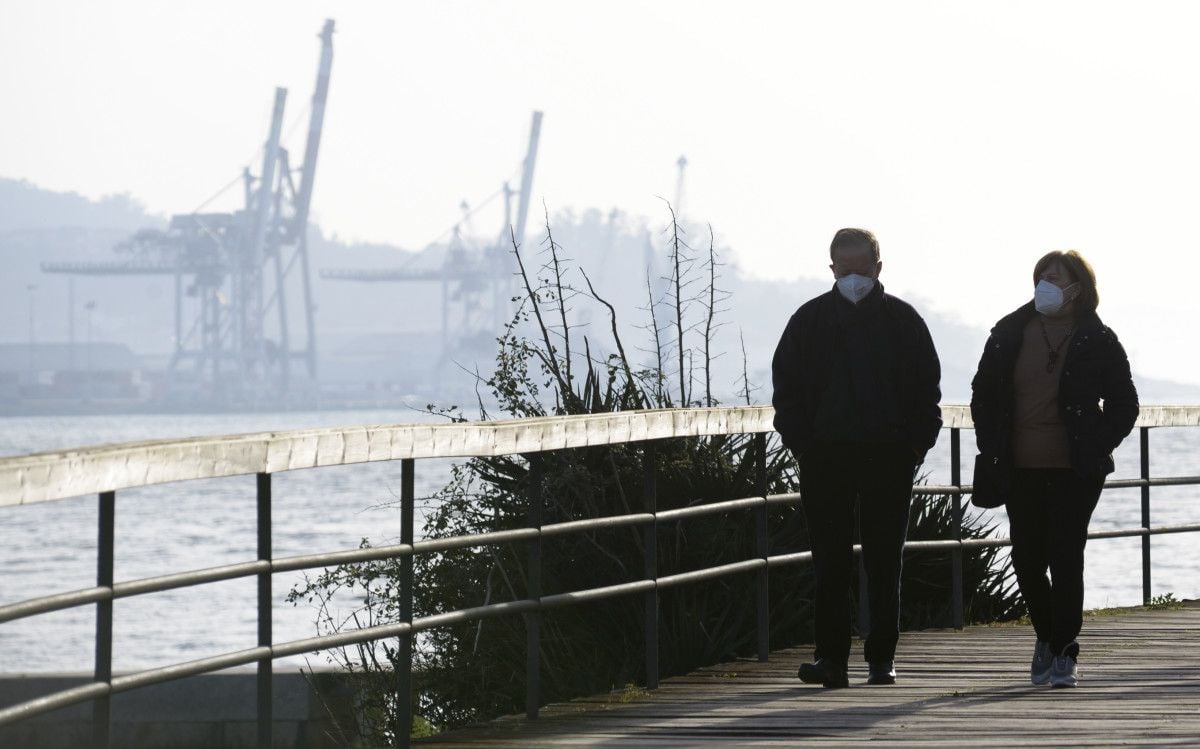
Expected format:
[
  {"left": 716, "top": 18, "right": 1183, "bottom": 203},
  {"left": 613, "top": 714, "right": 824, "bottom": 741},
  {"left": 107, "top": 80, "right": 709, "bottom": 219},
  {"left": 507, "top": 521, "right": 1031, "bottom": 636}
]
[{"left": 422, "top": 602, "right": 1200, "bottom": 747}]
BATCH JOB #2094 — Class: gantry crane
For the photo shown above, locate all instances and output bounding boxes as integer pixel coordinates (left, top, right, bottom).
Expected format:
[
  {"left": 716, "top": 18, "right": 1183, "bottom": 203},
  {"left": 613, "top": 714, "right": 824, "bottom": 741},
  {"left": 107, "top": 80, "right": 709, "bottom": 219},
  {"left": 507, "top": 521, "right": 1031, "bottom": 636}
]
[
  {"left": 321, "top": 111, "right": 543, "bottom": 367},
  {"left": 42, "top": 19, "right": 335, "bottom": 405}
]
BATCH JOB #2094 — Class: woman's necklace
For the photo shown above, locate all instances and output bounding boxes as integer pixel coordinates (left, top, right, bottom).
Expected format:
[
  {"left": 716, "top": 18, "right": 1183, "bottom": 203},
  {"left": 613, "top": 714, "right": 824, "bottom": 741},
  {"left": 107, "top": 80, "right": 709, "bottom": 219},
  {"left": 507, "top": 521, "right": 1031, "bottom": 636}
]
[{"left": 1039, "top": 318, "right": 1075, "bottom": 374}]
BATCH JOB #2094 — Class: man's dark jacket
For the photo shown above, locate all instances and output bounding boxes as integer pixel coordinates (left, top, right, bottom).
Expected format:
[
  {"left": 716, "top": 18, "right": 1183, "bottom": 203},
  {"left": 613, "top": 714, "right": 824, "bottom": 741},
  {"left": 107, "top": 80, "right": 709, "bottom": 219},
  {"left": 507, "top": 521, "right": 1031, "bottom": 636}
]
[
  {"left": 771, "top": 282, "right": 943, "bottom": 463},
  {"left": 970, "top": 302, "right": 1138, "bottom": 482}
]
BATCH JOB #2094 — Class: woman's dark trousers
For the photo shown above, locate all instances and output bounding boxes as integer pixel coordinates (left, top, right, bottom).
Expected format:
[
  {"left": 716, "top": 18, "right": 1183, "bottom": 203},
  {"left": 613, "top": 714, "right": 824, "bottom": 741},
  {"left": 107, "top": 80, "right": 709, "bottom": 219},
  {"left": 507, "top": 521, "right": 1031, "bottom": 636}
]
[
  {"left": 800, "top": 444, "right": 915, "bottom": 665},
  {"left": 1006, "top": 468, "right": 1104, "bottom": 657}
]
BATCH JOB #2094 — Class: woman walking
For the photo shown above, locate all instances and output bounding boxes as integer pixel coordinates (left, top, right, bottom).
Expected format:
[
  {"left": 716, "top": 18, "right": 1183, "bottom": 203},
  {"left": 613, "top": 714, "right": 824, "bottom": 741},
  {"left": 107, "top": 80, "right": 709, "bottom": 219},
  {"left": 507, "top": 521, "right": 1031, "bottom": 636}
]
[{"left": 970, "top": 250, "right": 1138, "bottom": 688}]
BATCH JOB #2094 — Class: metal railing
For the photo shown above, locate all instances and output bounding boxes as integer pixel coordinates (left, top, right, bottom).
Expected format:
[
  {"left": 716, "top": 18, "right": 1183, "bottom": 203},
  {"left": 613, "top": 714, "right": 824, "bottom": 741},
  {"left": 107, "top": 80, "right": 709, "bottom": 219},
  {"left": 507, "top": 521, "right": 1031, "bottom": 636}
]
[{"left": 0, "top": 404, "right": 1198, "bottom": 748}]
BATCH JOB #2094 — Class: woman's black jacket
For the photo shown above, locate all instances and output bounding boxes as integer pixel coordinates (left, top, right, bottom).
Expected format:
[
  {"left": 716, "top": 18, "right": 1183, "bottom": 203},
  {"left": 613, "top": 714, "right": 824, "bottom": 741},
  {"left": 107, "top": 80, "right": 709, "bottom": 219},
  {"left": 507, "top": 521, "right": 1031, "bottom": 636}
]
[{"left": 970, "top": 302, "right": 1139, "bottom": 482}]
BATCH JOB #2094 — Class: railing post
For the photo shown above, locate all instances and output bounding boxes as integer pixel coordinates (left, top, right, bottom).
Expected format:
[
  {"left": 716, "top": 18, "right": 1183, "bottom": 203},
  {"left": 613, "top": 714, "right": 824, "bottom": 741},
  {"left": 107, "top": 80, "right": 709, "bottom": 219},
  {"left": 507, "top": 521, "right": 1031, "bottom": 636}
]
[
  {"left": 92, "top": 490, "right": 115, "bottom": 749},
  {"left": 1141, "top": 427, "right": 1151, "bottom": 605},
  {"left": 754, "top": 432, "right": 769, "bottom": 661},
  {"left": 950, "top": 428, "right": 964, "bottom": 630},
  {"left": 256, "top": 473, "right": 272, "bottom": 749},
  {"left": 525, "top": 454, "right": 544, "bottom": 720},
  {"left": 643, "top": 441, "right": 659, "bottom": 689},
  {"left": 396, "top": 459, "right": 415, "bottom": 748}
]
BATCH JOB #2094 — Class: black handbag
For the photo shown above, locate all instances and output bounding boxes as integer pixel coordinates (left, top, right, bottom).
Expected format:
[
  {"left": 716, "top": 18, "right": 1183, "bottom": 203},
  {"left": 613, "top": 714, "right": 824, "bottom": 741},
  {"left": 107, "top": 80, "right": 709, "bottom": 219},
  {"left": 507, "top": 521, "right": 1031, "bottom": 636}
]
[{"left": 970, "top": 453, "right": 1010, "bottom": 509}]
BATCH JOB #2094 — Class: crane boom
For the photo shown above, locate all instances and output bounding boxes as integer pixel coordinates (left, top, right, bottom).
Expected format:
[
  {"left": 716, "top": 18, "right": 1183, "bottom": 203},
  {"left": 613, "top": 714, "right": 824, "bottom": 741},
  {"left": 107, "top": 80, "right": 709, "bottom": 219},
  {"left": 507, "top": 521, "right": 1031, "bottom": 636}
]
[{"left": 511, "top": 111, "right": 543, "bottom": 250}]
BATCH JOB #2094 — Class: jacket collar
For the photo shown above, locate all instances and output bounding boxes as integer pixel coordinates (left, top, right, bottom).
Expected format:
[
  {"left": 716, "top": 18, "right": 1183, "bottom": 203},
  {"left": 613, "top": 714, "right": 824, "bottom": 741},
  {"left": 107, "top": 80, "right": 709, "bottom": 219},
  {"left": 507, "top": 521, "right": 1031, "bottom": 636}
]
[
  {"left": 830, "top": 279, "right": 886, "bottom": 319},
  {"left": 994, "top": 300, "right": 1104, "bottom": 345}
]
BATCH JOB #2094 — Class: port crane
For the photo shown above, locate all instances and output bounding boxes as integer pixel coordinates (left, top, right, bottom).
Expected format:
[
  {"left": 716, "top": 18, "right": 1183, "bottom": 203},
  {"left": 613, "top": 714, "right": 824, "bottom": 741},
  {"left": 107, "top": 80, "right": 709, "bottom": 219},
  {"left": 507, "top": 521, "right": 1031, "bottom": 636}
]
[
  {"left": 42, "top": 20, "right": 335, "bottom": 404},
  {"left": 321, "top": 111, "right": 543, "bottom": 368}
]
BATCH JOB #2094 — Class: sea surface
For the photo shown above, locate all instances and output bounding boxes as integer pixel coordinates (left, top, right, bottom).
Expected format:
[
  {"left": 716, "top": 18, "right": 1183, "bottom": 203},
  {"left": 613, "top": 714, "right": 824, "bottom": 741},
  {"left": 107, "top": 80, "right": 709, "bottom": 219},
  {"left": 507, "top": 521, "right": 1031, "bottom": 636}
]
[{"left": 1, "top": 409, "right": 1197, "bottom": 674}]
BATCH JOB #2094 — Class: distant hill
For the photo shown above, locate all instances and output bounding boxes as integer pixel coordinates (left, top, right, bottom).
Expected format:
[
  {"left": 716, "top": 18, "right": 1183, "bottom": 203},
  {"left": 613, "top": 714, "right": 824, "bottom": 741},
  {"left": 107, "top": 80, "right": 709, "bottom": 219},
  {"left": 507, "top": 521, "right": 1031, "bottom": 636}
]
[
  {"left": 0, "top": 178, "right": 1195, "bottom": 408},
  {"left": 1132, "top": 376, "right": 1200, "bottom": 405},
  {"left": 726, "top": 274, "right": 984, "bottom": 403},
  {"left": 0, "top": 177, "right": 162, "bottom": 234}
]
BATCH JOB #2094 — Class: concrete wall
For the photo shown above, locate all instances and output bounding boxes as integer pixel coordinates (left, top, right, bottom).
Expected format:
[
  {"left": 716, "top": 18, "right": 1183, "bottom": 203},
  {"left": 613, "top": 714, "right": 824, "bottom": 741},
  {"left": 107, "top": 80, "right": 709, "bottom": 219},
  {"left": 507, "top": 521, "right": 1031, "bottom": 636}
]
[{"left": 0, "top": 670, "right": 357, "bottom": 748}]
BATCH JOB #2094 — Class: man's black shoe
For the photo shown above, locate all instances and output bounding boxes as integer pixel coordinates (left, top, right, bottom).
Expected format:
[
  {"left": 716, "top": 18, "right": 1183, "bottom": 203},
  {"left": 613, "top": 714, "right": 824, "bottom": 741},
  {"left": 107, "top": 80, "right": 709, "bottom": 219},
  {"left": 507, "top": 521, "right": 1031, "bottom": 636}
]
[
  {"left": 797, "top": 658, "right": 849, "bottom": 688},
  {"left": 867, "top": 661, "right": 897, "bottom": 685}
]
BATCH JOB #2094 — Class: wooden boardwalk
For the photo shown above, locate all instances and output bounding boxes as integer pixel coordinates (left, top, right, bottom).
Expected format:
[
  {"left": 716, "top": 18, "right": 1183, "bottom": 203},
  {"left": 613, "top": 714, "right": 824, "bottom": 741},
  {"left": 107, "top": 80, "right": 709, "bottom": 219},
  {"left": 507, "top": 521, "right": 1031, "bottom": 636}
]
[{"left": 423, "top": 602, "right": 1200, "bottom": 747}]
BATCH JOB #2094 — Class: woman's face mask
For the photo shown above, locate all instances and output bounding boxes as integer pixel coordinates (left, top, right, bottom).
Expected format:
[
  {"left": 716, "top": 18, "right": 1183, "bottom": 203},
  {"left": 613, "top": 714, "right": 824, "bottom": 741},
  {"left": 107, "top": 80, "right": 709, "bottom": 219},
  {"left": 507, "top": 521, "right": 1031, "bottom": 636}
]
[{"left": 1034, "top": 279, "right": 1079, "bottom": 316}]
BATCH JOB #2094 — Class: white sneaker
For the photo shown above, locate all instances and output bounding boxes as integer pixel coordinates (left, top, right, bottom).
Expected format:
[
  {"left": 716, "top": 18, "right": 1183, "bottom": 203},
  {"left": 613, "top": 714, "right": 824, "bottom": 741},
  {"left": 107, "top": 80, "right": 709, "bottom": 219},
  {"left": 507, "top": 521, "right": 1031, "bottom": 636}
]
[
  {"left": 1031, "top": 640, "right": 1053, "bottom": 685},
  {"left": 1049, "top": 653, "right": 1078, "bottom": 688}
]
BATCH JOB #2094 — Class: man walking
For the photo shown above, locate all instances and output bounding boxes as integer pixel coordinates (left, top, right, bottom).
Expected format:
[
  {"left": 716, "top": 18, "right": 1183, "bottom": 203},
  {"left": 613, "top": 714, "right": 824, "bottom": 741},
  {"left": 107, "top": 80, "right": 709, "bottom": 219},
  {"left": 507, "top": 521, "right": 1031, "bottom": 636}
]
[{"left": 771, "top": 228, "right": 942, "bottom": 687}]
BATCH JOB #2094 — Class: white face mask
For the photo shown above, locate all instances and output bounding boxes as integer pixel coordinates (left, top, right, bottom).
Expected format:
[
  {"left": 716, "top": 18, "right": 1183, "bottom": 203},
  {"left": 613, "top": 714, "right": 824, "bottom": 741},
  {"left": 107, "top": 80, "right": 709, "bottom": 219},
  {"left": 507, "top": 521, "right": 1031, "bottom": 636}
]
[
  {"left": 1034, "top": 279, "right": 1078, "bottom": 315},
  {"left": 836, "top": 274, "right": 875, "bottom": 304}
]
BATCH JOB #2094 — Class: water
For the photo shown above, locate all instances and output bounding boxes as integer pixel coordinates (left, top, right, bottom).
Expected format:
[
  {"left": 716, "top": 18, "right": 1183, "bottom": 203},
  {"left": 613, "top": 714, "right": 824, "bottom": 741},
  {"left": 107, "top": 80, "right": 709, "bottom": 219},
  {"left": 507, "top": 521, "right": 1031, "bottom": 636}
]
[
  {"left": 952, "top": 425, "right": 1200, "bottom": 611},
  {"left": 1, "top": 411, "right": 1198, "bottom": 673},
  {"left": 0, "top": 409, "right": 453, "bottom": 674}
]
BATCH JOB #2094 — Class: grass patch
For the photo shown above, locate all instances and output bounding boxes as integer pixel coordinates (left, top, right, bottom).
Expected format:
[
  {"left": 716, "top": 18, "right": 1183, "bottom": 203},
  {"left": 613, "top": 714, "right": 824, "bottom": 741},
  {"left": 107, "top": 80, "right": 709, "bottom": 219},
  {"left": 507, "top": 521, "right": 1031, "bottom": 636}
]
[
  {"left": 1147, "top": 592, "right": 1185, "bottom": 609},
  {"left": 609, "top": 682, "right": 651, "bottom": 704},
  {"left": 983, "top": 595, "right": 1195, "bottom": 627}
]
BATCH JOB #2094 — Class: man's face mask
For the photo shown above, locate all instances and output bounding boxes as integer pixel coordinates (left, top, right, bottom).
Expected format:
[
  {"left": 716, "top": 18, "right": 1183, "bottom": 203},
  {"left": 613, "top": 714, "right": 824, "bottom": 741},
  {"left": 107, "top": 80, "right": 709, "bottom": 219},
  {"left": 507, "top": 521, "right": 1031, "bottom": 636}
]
[{"left": 836, "top": 274, "right": 875, "bottom": 304}]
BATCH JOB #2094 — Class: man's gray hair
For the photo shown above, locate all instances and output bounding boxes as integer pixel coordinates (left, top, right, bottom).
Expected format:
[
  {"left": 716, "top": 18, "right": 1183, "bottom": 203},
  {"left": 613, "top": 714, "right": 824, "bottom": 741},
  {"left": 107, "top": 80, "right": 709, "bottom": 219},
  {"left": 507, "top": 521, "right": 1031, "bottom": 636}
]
[{"left": 829, "top": 228, "right": 880, "bottom": 262}]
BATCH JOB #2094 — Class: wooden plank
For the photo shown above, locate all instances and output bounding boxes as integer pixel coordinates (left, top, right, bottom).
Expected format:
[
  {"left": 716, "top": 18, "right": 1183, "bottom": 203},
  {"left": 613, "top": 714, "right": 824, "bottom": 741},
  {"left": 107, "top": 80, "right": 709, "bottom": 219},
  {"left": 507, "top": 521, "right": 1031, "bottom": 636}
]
[
  {"left": 419, "top": 603, "right": 1200, "bottom": 747},
  {"left": 4, "top": 404, "right": 1199, "bottom": 507},
  {"left": 0, "top": 406, "right": 769, "bottom": 507}
]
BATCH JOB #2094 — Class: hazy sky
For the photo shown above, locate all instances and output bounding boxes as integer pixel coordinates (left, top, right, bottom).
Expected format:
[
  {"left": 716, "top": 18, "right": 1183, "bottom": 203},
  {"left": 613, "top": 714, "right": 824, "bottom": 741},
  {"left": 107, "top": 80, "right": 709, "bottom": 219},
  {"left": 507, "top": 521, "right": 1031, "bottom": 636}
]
[{"left": 3, "top": 1, "right": 1198, "bottom": 384}]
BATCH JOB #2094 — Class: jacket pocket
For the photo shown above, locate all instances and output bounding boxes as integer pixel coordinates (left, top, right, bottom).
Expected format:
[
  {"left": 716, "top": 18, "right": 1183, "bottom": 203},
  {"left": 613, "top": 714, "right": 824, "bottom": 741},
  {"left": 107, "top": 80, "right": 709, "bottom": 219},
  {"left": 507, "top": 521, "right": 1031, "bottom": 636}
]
[{"left": 1070, "top": 434, "right": 1114, "bottom": 478}]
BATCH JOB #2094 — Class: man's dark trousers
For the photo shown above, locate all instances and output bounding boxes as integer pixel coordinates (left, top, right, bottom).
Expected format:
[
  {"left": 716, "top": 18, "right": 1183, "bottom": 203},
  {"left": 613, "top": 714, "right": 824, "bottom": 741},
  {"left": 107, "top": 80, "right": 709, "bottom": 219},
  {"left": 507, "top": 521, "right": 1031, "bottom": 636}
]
[{"left": 800, "top": 443, "right": 915, "bottom": 665}]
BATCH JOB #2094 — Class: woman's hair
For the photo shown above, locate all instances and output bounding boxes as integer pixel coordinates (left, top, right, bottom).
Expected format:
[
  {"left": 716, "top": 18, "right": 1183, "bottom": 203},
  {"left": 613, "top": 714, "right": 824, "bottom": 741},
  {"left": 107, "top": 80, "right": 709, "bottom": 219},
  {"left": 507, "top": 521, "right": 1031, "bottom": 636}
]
[{"left": 1033, "top": 250, "right": 1099, "bottom": 313}]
